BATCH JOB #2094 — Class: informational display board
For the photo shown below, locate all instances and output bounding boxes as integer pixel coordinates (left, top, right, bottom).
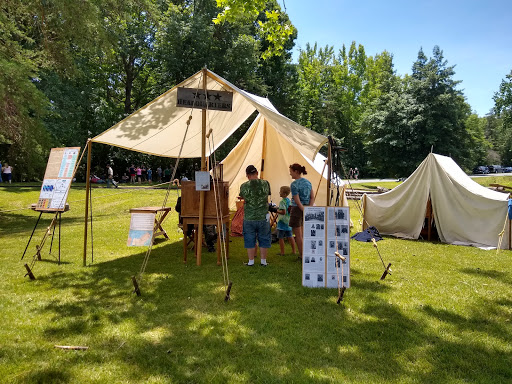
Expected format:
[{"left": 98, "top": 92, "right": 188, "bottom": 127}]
[
  {"left": 195, "top": 171, "right": 211, "bottom": 191},
  {"left": 127, "top": 212, "right": 155, "bottom": 246},
  {"left": 36, "top": 147, "right": 80, "bottom": 211},
  {"left": 302, "top": 206, "right": 351, "bottom": 288}
]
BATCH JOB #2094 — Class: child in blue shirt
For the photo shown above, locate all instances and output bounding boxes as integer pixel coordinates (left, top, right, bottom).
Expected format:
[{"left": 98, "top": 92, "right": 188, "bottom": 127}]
[{"left": 276, "top": 186, "right": 297, "bottom": 256}]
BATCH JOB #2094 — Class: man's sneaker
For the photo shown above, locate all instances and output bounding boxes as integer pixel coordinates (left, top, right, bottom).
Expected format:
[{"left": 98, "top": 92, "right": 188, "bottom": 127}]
[
  {"left": 260, "top": 263, "right": 268, "bottom": 267},
  {"left": 243, "top": 262, "right": 254, "bottom": 267}
]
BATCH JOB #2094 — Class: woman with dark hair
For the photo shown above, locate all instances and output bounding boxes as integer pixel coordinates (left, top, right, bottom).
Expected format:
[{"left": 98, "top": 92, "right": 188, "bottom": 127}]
[{"left": 289, "top": 163, "right": 315, "bottom": 259}]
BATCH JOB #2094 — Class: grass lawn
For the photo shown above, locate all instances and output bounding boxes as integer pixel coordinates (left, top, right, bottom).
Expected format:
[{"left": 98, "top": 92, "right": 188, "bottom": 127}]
[
  {"left": 349, "top": 175, "right": 512, "bottom": 191},
  {"left": 1, "top": 184, "right": 511, "bottom": 383}
]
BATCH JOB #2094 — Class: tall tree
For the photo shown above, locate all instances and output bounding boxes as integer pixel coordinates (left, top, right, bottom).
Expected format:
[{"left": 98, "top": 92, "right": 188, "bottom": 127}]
[
  {"left": 409, "top": 47, "right": 471, "bottom": 165},
  {"left": 0, "top": 0, "right": 117, "bottom": 179},
  {"left": 493, "top": 70, "right": 512, "bottom": 164}
]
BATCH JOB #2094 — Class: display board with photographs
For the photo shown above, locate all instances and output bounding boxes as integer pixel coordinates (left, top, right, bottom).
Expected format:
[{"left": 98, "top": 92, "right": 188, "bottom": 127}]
[
  {"left": 302, "top": 206, "right": 350, "bottom": 288},
  {"left": 36, "top": 147, "right": 80, "bottom": 211}
]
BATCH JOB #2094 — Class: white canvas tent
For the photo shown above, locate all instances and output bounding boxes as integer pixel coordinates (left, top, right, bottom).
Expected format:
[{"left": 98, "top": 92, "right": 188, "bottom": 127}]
[
  {"left": 92, "top": 69, "right": 327, "bottom": 162},
  {"left": 362, "top": 153, "right": 510, "bottom": 249},
  {"left": 91, "top": 68, "right": 347, "bottom": 209},
  {"left": 221, "top": 113, "right": 347, "bottom": 210}
]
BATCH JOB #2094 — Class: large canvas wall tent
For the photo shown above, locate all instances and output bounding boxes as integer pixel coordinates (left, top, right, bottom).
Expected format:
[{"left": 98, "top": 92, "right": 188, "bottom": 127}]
[
  {"left": 91, "top": 68, "right": 344, "bottom": 208},
  {"left": 362, "top": 153, "right": 511, "bottom": 249},
  {"left": 84, "top": 68, "right": 348, "bottom": 266}
]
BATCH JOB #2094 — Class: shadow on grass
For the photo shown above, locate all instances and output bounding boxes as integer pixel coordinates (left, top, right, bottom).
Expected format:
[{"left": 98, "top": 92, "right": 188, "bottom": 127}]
[{"left": 12, "top": 236, "right": 512, "bottom": 383}]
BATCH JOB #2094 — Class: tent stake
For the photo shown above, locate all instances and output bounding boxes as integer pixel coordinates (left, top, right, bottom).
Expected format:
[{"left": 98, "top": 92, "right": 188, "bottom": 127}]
[
  {"left": 336, "top": 287, "right": 346, "bottom": 304},
  {"left": 131, "top": 276, "right": 141, "bottom": 296},
  {"left": 224, "top": 281, "right": 233, "bottom": 301},
  {"left": 380, "top": 263, "right": 392, "bottom": 280},
  {"left": 24, "top": 264, "right": 36, "bottom": 280}
]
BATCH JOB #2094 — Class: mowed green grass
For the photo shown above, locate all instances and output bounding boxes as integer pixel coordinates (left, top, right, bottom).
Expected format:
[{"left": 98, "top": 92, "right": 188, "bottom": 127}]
[
  {"left": 1, "top": 184, "right": 511, "bottom": 383},
  {"left": 350, "top": 175, "right": 512, "bottom": 191}
]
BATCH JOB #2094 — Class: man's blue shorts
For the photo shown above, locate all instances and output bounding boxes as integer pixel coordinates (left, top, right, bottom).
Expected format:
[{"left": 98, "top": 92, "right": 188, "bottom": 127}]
[
  {"left": 243, "top": 220, "right": 271, "bottom": 248},
  {"left": 277, "top": 229, "right": 293, "bottom": 239}
]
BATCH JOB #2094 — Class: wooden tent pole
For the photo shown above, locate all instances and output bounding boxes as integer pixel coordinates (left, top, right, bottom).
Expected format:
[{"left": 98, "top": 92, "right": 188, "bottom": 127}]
[
  {"left": 508, "top": 219, "right": 511, "bottom": 250},
  {"left": 83, "top": 139, "right": 92, "bottom": 267},
  {"left": 327, "top": 140, "right": 332, "bottom": 206},
  {"left": 260, "top": 118, "right": 267, "bottom": 179},
  {"left": 196, "top": 68, "right": 207, "bottom": 265}
]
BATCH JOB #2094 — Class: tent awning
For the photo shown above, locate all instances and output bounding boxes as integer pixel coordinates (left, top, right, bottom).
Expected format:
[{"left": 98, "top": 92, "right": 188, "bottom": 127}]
[{"left": 91, "top": 69, "right": 327, "bottom": 161}]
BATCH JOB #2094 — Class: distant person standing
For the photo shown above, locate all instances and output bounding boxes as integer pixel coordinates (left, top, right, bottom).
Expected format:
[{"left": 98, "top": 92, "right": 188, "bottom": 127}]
[
  {"left": 239, "top": 165, "right": 271, "bottom": 266},
  {"left": 354, "top": 167, "right": 359, "bottom": 180},
  {"left": 156, "top": 166, "right": 162, "bottom": 182},
  {"left": 147, "top": 167, "right": 152, "bottom": 184},
  {"left": 136, "top": 166, "right": 142, "bottom": 184},
  {"left": 164, "top": 167, "right": 171, "bottom": 182},
  {"left": 2, "top": 162, "right": 13, "bottom": 184},
  {"left": 106, "top": 164, "right": 113, "bottom": 188},
  {"left": 289, "top": 163, "right": 315, "bottom": 259},
  {"left": 129, "top": 165, "right": 136, "bottom": 184},
  {"left": 0, "top": 160, "right": 3, "bottom": 182},
  {"left": 349, "top": 168, "right": 354, "bottom": 179}
]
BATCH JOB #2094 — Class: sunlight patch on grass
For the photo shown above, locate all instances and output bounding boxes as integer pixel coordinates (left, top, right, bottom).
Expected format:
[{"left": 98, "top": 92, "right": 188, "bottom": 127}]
[
  {"left": 141, "top": 326, "right": 172, "bottom": 345},
  {"left": 262, "top": 281, "right": 285, "bottom": 293},
  {"left": 185, "top": 309, "right": 253, "bottom": 342}
]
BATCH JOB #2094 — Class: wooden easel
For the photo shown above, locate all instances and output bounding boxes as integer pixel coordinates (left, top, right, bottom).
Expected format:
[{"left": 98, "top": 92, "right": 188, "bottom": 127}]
[{"left": 22, "top": 204, "right": 70, "bottom": 279}]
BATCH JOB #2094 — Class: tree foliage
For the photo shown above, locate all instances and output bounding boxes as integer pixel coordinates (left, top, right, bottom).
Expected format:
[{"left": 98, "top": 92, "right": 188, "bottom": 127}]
[
  {"left": 361, "top": 46, "right": 473, "bottom": 176},
  {"left": 493, "top": 70, "right": 512, "bottom": 164},
  {"left": 1, "top": 1, "right": 503, "bottom": 181}
]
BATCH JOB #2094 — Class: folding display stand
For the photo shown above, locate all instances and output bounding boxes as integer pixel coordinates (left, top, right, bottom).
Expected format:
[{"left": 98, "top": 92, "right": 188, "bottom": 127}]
[{"left": 22, "top": 204, "right": 69, "bottom": 279}]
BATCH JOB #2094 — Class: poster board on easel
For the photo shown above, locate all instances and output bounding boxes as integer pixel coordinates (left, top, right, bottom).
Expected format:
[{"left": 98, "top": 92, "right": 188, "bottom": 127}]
[
  {"left": 36, "top": 147, "right": 80, "bottom": 212},
  {"left": 302, "top": 206, "right": 351, "bottom": 288},
  {"left": 127, "top": 212, "right": 155, "bottom": 246}
]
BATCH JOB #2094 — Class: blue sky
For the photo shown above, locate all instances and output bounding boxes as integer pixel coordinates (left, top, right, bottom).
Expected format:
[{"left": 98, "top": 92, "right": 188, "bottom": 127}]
[{"left": 285, "top": 0, "right": 512, "bottom": 116}]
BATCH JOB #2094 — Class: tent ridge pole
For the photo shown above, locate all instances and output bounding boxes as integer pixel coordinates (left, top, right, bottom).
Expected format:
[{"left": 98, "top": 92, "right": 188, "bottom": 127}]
[{"left": 196, "top": 67, "right": 208, "bottom": 265}]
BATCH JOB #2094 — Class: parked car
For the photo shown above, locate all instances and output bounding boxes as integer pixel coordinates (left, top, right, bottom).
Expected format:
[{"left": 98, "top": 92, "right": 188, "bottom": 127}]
[
  {"left": 502, "top": 166, "right": 512, "bottom": 173},
  {"left": 487, "top": 165, "right": 502, "bottom": 173},
  {"left": 472, "top": 166, "right": 489, "bottom": 174}
]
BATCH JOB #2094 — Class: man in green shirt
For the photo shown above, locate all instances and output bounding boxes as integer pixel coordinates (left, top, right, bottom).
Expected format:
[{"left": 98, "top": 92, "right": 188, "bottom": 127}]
[{"left": 239, "top": 165, "right": 271, "bottom": 266}]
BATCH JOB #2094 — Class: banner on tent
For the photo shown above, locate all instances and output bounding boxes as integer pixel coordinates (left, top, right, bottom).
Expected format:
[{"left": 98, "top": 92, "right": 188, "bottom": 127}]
[{"left": 177, "top": 87, "right": 233, "bottom": 111}]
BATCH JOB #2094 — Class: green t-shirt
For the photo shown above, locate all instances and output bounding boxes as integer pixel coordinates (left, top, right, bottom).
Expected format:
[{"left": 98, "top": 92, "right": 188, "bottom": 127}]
[{"left": 240, "top": 179, "right": 271, "bottom": 221}]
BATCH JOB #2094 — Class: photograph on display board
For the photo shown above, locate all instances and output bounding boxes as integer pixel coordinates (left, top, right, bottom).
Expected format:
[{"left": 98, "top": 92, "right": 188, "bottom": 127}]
[
  {"left": 302, "top": 272, "right": 325, "bottom": 288},
  {"left": 326, "top": 256, "right": 350, "bottom": 286},
  {"left": 304, "top": 207, "right": 325, "bottom": 223},
  {"left": 326, "top": 273, "right": 349, "bottom": 288},
  {"left": 327, "top": 240, "right": 349, "bottom": 257}
]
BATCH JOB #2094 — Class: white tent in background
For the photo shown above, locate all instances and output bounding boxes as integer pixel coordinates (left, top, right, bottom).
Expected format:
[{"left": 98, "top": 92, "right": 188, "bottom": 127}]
[
  {"left": 362, "top": 153, "right": 510, "bottom": 249},
  {"left": 91, "top": 69, "right": 343, "bottom": 208},
  {"left": 221, "top": 113, "right": 347, "bottom": 210}
]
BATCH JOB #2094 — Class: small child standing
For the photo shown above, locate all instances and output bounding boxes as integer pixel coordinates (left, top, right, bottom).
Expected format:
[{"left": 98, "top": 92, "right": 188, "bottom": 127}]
[{"left": 276, "top": 186, "right": 296, "bottom": 256}]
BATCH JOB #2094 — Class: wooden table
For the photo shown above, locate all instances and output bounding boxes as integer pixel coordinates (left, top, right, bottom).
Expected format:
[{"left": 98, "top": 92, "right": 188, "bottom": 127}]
[
  {"left": 182, "top": 215, "right": 230, "bottom": 265},
  {"left": 129, "top": 206, "right": 173, "bottom": 240}
]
